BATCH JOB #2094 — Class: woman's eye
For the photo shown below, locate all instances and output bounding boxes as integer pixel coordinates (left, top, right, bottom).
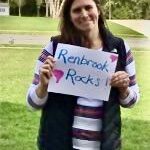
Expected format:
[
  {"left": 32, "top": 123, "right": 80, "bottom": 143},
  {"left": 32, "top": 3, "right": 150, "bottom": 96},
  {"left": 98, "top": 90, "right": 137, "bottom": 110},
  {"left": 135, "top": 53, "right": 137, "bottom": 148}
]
[
  {"left": 72, "top": 5, "right": 92, "bottom": 13},
  {"left": 85, "top": 5, "right": 92, "bottom": 11},
  {"left": 73, "top": 8, "right": 81, "bottom": 13}
]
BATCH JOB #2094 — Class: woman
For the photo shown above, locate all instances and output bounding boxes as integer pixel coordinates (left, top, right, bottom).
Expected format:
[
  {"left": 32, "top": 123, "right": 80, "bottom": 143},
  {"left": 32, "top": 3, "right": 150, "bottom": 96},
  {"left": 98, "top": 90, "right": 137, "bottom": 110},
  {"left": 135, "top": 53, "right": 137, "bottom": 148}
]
[{"left": 26, "top": 0, "right": 140, "bottom": 150}]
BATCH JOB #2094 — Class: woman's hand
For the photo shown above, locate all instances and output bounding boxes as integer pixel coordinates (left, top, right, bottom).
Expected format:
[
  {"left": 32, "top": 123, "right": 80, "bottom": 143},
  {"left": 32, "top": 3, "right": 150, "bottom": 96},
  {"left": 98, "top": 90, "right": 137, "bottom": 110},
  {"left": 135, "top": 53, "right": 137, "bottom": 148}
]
[
  {"left": 36, "top": 56, "right": 56, "bottom": 98},
  {"left": 110, "top": 71, "right": 130, "bottom": 99}
]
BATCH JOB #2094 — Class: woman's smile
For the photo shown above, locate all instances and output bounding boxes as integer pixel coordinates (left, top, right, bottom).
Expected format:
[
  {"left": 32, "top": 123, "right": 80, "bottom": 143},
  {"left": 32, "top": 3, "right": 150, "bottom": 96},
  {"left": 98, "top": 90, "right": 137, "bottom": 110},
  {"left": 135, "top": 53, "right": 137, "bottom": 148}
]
[{"left": 70, "top": 0, "right": 99, "bottom": 32}]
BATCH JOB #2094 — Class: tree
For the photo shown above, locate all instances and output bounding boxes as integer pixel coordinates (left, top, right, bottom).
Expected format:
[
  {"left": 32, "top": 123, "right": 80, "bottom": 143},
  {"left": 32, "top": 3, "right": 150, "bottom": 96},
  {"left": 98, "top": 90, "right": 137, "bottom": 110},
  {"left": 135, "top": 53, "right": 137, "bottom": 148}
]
[
  {"left": 21, "top": 0, "right": 37, "bottom": 16},
  {"left": 45, "top": 0, "right": 49, "bottom": 17},
  {"left": 44, "top": 0, "right": 65, "bottom": 18},
  {"left": 102, "top": 0, "right": 149, "bottom": 19},
  {"left": 36, "top": 0, "right": 42, "bottom": 16},
  {"left": 18, "top": 0, "right": 21, "bottom": 16},
  {"left": 0, "top": 0, "right": 7, "bottom": 2}
]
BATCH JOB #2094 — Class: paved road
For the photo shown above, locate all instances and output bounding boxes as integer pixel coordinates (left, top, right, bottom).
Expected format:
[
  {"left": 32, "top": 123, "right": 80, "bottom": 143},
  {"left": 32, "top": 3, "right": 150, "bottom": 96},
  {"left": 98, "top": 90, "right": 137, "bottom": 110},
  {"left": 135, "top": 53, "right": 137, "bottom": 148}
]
[
  {"left": 124, "top": 38, "right": 150, "bottom": 49},
  {"left": 0, "top": 34, "right": 50, "bottom": 45},
  {"left": 0, "top": 34, "right": 150, "bottom": 49}
]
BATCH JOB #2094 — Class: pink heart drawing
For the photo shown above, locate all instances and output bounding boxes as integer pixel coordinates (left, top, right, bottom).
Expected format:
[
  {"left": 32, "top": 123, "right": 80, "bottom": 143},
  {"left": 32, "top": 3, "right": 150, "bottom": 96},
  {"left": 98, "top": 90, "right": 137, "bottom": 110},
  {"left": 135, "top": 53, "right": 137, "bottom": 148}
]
[
  {"left": 52, "top": 69, "right": 64, "bottom": 83},
  {"left": 110, "top": 55, "right": 118, "bottom": 62}
]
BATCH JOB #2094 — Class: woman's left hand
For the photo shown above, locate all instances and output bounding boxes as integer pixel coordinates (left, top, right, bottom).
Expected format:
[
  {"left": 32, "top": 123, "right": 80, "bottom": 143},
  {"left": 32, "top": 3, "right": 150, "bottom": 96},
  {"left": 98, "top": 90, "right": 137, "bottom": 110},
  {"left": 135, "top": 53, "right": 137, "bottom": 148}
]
[{"left": 110, "top": 71, "right": 130, "bottom": 98}]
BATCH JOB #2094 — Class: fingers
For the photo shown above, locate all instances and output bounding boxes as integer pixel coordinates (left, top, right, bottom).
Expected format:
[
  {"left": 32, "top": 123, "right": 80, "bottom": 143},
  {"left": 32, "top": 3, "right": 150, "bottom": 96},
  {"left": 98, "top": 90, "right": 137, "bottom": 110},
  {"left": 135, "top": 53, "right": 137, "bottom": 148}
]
[
  {"left": 42, "top": 56, "right": 55, "bottom": 73},
  {"left": 45, "top": 55, "right": 56, "bottom": 63},
  {"left": 110, "top": 71, "right": 130, "bottom": 88},
  {"left": 40, "top": 64, "right": 52, "bottom": 79},
  {"left": 43, "top": 60, "right": 54, "bottom": 75},
  {"left": 44, "top": 55, "right": 56, "bottom": 67},
  {"left": 39, "top": 56, "right": 56, "bottom": 85}
]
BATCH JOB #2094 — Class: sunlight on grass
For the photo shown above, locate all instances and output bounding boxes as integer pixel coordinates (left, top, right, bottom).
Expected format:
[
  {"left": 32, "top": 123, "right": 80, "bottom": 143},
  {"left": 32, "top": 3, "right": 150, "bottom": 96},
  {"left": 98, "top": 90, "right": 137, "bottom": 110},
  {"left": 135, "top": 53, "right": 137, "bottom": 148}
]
[
  {"left": 0, "top": 48, "right": 41, "bottom": 150},
  {"left": 0, "top": 16, "right": 59, "bottom": 31},
  {"left": 107, "top": 21, "right": 144, "bottom": 37},
  {"left": 0, "top": 16, "right": 144, "bottom": 37}
]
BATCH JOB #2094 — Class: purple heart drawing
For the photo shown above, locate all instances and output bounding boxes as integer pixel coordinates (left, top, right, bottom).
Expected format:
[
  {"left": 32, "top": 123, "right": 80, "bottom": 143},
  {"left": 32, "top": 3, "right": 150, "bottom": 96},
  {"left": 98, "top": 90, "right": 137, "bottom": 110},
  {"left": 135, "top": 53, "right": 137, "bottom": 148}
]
[
  {"left": 52, "top": 69, "right": 64, "bottom": 83},
  {"left": 110, "top": 55, "right": 118, "bottom": 62}
]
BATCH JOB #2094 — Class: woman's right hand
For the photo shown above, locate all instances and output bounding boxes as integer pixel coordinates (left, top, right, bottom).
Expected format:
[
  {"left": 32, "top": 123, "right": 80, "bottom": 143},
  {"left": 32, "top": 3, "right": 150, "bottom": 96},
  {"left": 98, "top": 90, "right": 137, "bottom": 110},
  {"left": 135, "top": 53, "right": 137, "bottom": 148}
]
[{"left": 36, "top": 56, "right": 56, "bottom": 98}]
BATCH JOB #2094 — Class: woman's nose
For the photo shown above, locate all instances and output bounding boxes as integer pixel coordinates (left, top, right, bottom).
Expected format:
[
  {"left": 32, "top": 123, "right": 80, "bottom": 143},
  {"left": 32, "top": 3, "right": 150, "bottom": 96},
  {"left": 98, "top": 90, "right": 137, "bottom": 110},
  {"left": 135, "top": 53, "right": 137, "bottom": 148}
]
[{"left": 80, "top": 9, "right": 88, "bottom": 17}]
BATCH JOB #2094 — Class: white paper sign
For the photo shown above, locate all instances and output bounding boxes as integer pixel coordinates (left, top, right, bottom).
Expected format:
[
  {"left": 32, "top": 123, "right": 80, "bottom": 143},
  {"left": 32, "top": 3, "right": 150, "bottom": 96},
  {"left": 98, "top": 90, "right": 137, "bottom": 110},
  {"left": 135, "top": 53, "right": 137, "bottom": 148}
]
[{"left": 48, "top": 43, "right": 118, "bottom": 101}]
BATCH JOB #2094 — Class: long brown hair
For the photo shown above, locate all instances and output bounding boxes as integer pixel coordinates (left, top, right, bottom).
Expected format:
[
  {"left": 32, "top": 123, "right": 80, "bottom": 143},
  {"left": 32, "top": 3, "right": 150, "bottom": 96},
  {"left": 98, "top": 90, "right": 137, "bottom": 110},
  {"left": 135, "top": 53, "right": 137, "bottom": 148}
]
[{"left": 59, "top": 0, "right": 109, "bottom": 47}]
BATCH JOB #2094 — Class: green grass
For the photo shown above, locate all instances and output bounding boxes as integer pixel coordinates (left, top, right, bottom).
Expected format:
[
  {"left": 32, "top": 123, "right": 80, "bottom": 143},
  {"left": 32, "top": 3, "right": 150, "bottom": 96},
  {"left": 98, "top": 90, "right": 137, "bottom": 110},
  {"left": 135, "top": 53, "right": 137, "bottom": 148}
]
[
  {"left": 0, "top": 16, "right": 144, "bottom": 37},
  {"left": 0, "top": 46, "right": 150, "bottom": 150},
  {"left": 0, "top": 47, "right": 41, "bottom": 150},
  {"left": 0, "top": 16, "right": 59, "bottom": 31},
  {"left": 107, "top": 21, "right": 145, "bottom": 38},
  {"left": 121, "top": 50, "right": 150, "bottom": 150}
]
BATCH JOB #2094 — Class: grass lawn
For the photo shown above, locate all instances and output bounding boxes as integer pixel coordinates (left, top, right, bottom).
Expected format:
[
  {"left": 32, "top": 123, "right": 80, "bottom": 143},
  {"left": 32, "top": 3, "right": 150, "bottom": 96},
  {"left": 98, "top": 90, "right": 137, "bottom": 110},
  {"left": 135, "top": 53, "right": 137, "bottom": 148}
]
[
  {"left": 121, "top": 49, "right": 150, "bottom": 150},
  {"left": 0, "top": 46, "right": 150, "bottom": 150},
  {"left": 0, "top": 47, "right": 40, "bottom": 150},
  {"left": 0, "top": 16, "right": 144, "bottom": 38},
  {"left": 0, "top": 16, "right": 59, "bottom": 32}
]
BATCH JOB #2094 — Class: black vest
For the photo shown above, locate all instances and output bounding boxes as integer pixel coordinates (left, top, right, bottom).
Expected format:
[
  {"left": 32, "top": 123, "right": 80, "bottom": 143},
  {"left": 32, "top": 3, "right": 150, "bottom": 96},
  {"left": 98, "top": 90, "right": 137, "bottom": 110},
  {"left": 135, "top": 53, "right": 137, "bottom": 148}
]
[{"left": 37, "top": 34, "right": 126, "bottom": 150}]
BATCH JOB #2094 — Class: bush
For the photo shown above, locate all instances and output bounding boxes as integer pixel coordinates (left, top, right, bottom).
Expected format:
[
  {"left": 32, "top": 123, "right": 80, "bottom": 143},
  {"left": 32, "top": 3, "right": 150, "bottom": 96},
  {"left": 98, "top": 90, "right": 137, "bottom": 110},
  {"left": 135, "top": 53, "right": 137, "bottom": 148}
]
[
  {"left": 21, "top": 0, "right": 37, "bottom": 16},
  {"left": 0, "top": 0, "right": 7, "bottom": 2},
  {"left": 10, "top": 1, "right": 19, "bottom": 16},
  {"left": 39, "top": 2, "right": 46, "bottom": 17},
  {"left": 9, "top": 0, "right": 37, "bottom": 16}
]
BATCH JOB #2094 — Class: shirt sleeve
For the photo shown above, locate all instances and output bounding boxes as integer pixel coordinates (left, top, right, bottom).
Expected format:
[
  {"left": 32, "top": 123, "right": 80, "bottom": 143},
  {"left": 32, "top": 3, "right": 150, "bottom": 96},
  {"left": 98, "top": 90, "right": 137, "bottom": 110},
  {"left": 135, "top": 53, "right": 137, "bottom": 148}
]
[
  {"left": 26, "top": 41, "right": 53, "bottom": 110},
  {"left": 119, "top": 41, "right": 140, "bottom": 108}
]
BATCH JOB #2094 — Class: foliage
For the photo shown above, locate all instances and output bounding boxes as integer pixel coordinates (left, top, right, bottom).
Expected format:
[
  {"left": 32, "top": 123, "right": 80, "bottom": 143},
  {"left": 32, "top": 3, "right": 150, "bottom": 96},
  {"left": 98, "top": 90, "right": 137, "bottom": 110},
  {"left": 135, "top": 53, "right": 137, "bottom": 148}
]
[
  {"left": 101, "top": 0, "right": 150, "bottom": 19},
  {"left": 39, "top": 2, "right": 46, "bottom": 17},
  {"left": 9, "top": 0, "right": 37, "bottom": 16},
  {"left": 9, "top": 0, "right": 19, "bottom": 16},
  {"left": 8, "top": 0, "right": 150, "bottom": 19},
  {"left": 21, "top": 0, "right": 37, "bottom": 16},
  {"left": 0, "top": 0, "right": 7, "bottom": 2}
]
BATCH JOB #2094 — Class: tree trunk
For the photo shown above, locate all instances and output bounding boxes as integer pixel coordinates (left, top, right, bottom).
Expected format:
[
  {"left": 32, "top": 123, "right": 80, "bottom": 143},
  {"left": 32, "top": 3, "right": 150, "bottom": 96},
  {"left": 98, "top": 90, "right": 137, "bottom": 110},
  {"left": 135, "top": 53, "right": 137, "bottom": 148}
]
[
  {"left": 49, "top": 0, "right": 55, "bottom": 17},
  {"left": 46, "top": 0, "right": 65, "bottom": 18},
  {"left": 56, "top": 0, "right": 65, "bottom": 17},
  {"left": 45, "top": 0, "right": 50, "bottom": 17}
]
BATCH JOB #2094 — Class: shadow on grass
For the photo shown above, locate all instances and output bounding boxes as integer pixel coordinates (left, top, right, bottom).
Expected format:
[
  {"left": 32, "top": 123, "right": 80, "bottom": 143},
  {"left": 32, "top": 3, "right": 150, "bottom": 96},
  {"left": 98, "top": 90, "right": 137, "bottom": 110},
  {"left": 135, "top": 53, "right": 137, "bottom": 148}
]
[{"left": 0, "top": 101, "right": 40, "bottom": 150}]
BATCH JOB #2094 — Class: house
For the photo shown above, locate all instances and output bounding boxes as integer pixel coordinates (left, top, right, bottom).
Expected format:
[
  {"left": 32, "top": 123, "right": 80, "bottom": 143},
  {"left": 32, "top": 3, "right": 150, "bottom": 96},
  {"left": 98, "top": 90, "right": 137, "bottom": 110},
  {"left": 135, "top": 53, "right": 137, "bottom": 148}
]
[{"left": 0, "top": 3, "right": 9, "bottom": 16}]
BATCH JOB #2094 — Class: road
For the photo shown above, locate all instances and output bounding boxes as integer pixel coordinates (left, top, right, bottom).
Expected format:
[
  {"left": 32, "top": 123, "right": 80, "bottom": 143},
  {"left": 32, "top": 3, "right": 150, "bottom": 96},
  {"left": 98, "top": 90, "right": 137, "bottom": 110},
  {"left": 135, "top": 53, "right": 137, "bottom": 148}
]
[
  {"left": 0, "top": 34, "right": 50, "bottom": 45},
  {"left": 0, "top": 34, "right": 150, "bottom": 49}
]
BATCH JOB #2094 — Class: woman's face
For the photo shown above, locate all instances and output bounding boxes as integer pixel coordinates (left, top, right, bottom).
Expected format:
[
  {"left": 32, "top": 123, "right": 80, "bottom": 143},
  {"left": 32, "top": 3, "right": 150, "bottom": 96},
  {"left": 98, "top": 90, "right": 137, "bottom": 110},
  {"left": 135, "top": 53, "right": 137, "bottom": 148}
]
[{"left": 70, "top": 0, "right": 99, "bottom": 33}]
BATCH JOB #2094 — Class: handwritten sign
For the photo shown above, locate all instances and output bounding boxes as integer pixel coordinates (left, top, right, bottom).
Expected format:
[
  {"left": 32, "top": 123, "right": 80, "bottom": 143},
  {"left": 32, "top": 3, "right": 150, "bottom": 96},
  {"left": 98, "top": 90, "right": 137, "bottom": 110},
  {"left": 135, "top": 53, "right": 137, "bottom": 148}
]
[{"left": 48, "top": 43, "right": 118, "bottom": 101}]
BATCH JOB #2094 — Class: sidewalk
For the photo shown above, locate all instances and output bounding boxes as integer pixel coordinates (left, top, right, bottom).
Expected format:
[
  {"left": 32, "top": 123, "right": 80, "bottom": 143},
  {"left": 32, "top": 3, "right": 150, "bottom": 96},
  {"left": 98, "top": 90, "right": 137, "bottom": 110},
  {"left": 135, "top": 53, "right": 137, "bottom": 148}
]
[
  {"left": 0, "top": 34, "right": 150, "bottom": 49},
  {"left": 0, "top": 34, "right": 50, "bottom": 45}
]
